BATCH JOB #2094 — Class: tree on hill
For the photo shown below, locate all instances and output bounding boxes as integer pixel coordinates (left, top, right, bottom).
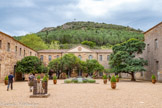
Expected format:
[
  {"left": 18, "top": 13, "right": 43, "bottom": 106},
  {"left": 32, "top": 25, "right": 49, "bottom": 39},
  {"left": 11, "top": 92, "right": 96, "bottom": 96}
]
[
  {"left": 109, "top": 38, "right": 147, "bottom": 81},
  {"left": 19, "top": 33, "right": 48, "bottom": 51},
  {"left": 81, "top": 41, "right": 96, "bottom": 48}
]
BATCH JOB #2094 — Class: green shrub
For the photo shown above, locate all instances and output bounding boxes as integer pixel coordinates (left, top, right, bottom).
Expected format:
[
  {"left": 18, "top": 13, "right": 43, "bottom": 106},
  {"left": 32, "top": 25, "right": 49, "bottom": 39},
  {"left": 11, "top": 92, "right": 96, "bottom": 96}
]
[
  {"left": 152, "top": 75, "right": 156, "bottom": 80},
  {"left": 82, "top": 79, "right": 88, "bottom": 83},
  {"left": 92, "top": 75, "right": 95, "bottom": 78},
  {"left": 72, "top": 78, "right": 78, "bottom": 83},
  {"left": 103, "top": 75, "right": 107, "bottom": 79},
  {"left": 5, "top": 76, "right": 8, "bottom": 80},
  {"left": 53, "top": 75, "right": 57, "bottom": 80},
  {"left": 111, "top": 76, "right": 116, "bottom": 82},
  {"left": 64, "top": 79, "right": 72, "bottom": 83},
  {"left": 88, "top": 79, "right": 96, "bottom": 83},
  {"left": 37, "top": 75, "right": 41, "bottom": 79},
  {"left": 42, "top": 76, "right": 47, "bottom": 82},
  {"left": 116, "top": 75, "right": 119, "bottom": 79}
]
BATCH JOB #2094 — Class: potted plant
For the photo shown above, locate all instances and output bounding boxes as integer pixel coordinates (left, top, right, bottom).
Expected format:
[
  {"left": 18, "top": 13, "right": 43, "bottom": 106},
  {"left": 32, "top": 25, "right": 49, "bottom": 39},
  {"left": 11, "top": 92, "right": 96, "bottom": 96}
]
[
  {"left": 116, "top": 75, "right": 119, "bottom": 82},
  {"left": 42, "top": 76, "right": 47, "bottom": 89},
  {"left": 37, "top": 75, "right": 41, "bottom": 83},
  {"left": 4, "top": 76, "right": 8, "bottom": 85},
  {"left": 53, "top": 75, "right": 57, "bottom": 84},
  {"left": 111, "top": 75, "right": 116, "bottom": 89},
  {"left": 151, "top": 75, "right": 156, "bottom": 84},
  {"left": 103, "top": 75, "right": 107, "bottom": 84}
]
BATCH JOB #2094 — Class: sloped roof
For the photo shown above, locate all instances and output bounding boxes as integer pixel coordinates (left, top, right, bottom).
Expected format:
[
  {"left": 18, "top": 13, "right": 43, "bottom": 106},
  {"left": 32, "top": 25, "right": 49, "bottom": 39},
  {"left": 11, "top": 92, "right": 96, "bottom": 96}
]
[{"left": 144, "top": 22, "right": 162, "bottom": 34}]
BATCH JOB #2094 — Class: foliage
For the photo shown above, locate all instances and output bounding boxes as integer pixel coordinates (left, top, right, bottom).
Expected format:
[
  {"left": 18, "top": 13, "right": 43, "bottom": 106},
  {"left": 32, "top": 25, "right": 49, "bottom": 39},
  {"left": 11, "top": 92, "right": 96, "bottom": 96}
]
[
  {"left": 88, "top": 79, "right": 96, "bottom": 83},
  {"left": 14, "top": 21, "right": 144, "bottom": 50},
  {"left": 82, "top": 78, "right": 88, "bottom": 83},
  {"left": 64, "top": 79, "right": 72, "bottom": 83},
  {"left": 116, "top": 75, "right": 119, "bottom": 79},
  {"left": 53, "top": 75, "right": 57, "bottom": 80},
  {"left": 111, "top": 76, "right": 116, "bottom": 82},
  {"left": 109, "top": 38, "right": 147, "bottom": 81},
  {"left": 48, "top": 58, "right": 62, "bottom": 73},
  {"left": 81, "top": 41, "right": 96, "bottom": 48},
  {"left": 5, "top": 76, "right": 8, "bottom": 80},
  {"left": 15, "top": 56, "right": 46, "bottom": 74},
  {"left": 42, "top": 76, "right": 47, "bottom": 82},
  {"left": 72, "top": 78, "right": 78, "bottom": 83},
  {"left": 48, "top": 40, "right": 60, "bottom": 49},
  {"left": 103, "top": 75, "right": 107, "bottom": 79},
  {"left": 19, "top": 33, "right": 48, "bottom": 51},
  {"left": 151, "top": 75, "right": 156, "bottom": 80},
  {"left": 37, "top": 75, "right": 41, "bottom": 79}
]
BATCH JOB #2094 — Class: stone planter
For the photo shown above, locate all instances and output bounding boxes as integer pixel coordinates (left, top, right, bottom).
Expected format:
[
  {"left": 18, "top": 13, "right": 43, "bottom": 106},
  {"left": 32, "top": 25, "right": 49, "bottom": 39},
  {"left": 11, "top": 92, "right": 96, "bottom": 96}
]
[
  {"left": 103, "top": 79, "right": 107, "bottom": 84},
  {"left": 53, "top": 80, "right": 57, "bottom": 84},
  {"left": 111, "top": 82, "right": 116, "bottom": 89},
  {"left": 4, "top": 80, "right": 8, "bottom": 85},
  {"left": 152, "top": 79, "right": 156, "bottom": 84}
]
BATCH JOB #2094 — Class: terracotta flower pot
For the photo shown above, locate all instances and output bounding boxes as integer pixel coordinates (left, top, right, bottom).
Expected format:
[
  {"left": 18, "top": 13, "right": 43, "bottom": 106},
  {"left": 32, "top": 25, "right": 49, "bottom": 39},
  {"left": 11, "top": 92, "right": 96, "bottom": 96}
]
[
  {"left": 111, "top": 82, "right": 116, "bottom": 89},
  {"left": 103, "top": 79, "right": 107, "bottom": 84},
  {"left": 42, "top": 82, "right": 46, "bottom": 89},
  {"left": 53, "top": 80, "right": 57, "bottom": 84},
  {"left": 116, "top": 78, "right": 119, "bottom": 82},
  {"left": 152, "top": 79, "right": 156, "bottom": 84},
  {"left": 4, "top": 80, "right": 8, "bottom": 85},
  {"left": 37, "top": 79, "right": 40, "bottom": 83}
]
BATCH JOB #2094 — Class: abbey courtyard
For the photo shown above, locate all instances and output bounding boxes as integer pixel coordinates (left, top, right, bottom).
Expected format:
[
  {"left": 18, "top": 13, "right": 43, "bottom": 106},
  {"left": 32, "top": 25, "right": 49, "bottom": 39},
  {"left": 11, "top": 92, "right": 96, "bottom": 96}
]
[{"left": 0, "top": 22, "right": 162, "bottom": 108}]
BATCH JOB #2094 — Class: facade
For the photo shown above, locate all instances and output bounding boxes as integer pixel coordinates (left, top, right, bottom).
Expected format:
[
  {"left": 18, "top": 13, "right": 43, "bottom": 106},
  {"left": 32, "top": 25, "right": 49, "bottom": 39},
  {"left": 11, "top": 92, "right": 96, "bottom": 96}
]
[
  {"left": 143, "top": 22, "right": 162, "bottom": 82},
  {"left": 38, "top": 45, "right": 112, "bottom": 69},
  {"left": 0, "top": 31, "right": 38, "bottom": 82}
]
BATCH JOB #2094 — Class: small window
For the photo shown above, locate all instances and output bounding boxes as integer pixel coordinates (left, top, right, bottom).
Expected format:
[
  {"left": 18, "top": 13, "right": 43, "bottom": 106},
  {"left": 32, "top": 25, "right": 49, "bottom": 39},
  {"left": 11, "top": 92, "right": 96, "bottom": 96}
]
[
  {"left": 40, "top": 55, "right": 43, "bottom": 61},
  {"left": 49, "top": 55, "right": 52, "bottom": 61},
  {"left": 99, "top": 55, "right": 102, "bottom": 61},
  {"left": 78, "top": 55, "right": 82, "bottom": 60},
  {"left": 7, "top": 43, "right": 10, "bottom": 51},
  {"left": 24, "top": 50, "right": 25, "bottom": 57},
  {"left": 107, "top": 55, "right": 110, "bottom": 61},
  {"left": 89, "top": 55, "right": 93, "bottom": 60},
  {"left": 30, "top": 52, "right": 32, "bottom": 56},
  {"left": 155, "top": 39, "right": 158, "bottom": 49},
  {"left": 56, "top": 55, "right": 59, "bottom": 58},
  {"left": 15, "top": 46, "right": 17, "bottom": 54},
  {"left": 20, "top": 48, "right": 21, "bottom": 56},
  {"left": 0, "top": 40, "right": 2, "bottom": 49},
  {"left": 147, "top": 44, "right": 150, "bottom": 52}
]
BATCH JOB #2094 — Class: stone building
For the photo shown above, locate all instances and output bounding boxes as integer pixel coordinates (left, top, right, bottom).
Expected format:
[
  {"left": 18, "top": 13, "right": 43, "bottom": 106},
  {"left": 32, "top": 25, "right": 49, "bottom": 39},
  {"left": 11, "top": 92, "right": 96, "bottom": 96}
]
[
  {"left": 38, "top": 45, "right": 112, "bottom": 76},
  {"left": 143, "top": 22, "right": 162, "bottom": 82},
  {"left": 0, "top": 31, "right": 37, "bottom": 82}
]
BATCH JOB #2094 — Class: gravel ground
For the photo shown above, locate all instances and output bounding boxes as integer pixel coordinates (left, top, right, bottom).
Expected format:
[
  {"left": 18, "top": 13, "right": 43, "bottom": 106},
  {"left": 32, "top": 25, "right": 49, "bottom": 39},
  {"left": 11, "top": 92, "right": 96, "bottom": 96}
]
[{"left": 0, "top": 79, "right": 162, "bottom": 108}]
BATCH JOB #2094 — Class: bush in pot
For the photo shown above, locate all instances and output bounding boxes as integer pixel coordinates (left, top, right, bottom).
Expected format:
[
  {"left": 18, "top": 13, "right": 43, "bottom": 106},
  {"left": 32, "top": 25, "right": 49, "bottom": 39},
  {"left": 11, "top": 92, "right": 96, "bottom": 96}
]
[
  {"left": 151, "top": 75, "right": 156, "bottom": 84},
  {"left": 103, "top": 75, "right": 107, "bottom": 84},
  {"left": 42, "top": 76, "right": 47, "bottom": 89},
  {"left": 111, "top": 76, "right": 116, "bottom": 89},
  {"left": 72, "top": 78, "right": 78, "bottom": 83},
  {"left": 4, "top": 76, "right": 8, "bottom": 85},
  {"left": 37, "top": 75, "right": 41, "bottom": 83},
  {"left": 53, "top": 75, "right": 57, "bottom": 84},
  {"left": 116, "top": 75, "right": 119, "bottom": 82}
]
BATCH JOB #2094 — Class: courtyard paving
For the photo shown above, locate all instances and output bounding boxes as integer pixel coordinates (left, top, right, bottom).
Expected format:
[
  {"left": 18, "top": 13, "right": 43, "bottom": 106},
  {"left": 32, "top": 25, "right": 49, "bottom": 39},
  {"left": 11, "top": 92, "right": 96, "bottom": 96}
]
[{"left": 0, "top": 79, "right": 162, "bottom": 108}]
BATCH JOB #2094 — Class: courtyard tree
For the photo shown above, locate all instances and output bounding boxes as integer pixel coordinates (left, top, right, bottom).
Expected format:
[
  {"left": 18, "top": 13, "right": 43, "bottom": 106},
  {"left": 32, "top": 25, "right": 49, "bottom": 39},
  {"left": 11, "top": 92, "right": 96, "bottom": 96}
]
[
  {"left": 109, "top": 38, "right": 147, "bottom": 81},
  {"left": 16, "top": 56, "right": 47, "bottom": 74},
  {"left": 86, "top": 59, "right": 104, "bottom": 76},
  {"left": 19, "top": 33, "right": 48, "bottom": 51}
]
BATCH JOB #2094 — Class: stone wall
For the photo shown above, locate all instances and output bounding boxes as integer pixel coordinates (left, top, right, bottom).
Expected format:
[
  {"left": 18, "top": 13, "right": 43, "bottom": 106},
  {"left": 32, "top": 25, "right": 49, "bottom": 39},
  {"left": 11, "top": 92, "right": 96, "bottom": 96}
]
[{"left": 0, "top": 32, "right": 38, "bottom": 82}]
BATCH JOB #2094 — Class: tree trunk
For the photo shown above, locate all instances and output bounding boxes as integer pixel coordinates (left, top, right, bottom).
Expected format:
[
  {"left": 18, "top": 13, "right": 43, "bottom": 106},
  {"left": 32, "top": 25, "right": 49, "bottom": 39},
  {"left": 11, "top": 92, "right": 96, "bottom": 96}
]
[{"left": 131, "top": 72, "right": 136, "bottom": 81}]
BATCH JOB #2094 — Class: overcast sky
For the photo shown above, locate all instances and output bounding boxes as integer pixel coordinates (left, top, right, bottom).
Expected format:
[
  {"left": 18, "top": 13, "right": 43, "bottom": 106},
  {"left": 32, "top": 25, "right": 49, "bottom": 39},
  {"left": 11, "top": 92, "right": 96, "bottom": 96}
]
[{"left": 0, "top": 0, "right": 161, "bottom": 36}]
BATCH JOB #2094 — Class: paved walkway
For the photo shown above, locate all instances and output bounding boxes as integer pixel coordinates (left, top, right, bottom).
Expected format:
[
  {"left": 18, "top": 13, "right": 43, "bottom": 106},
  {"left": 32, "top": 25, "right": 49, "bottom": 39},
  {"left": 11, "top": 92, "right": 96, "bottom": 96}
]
[{"left": 0, "top": 79, "right": 162, "bottom": 108}]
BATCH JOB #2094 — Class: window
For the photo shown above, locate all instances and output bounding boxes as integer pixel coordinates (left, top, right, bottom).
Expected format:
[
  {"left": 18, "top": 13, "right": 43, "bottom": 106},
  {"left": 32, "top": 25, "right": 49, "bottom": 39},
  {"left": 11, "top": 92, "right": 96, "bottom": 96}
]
[
  {"left": 24, "top": 50, "right": 25, "bottom": 57},
  {"left": 56, "top": 55, "right": 59, "bottom": 58},
  {"left": 78, "top": 55, "right": 82, "bottom": 60},
  {"left": 40, "top": 55, "right": 43, "bottom": 61},
  {"left": 20, "top": 48, "right": 21, "bottom": 56},
  {"left": 147, "top": 44, "right": 150, "bottom": 52},
  {"left": 155, "top": 39, "right": 158, "bottom": 49},
  {"left": 99, "top": 55, "right": 102, "bottom": 61},
  {"left": 0, "top": 40, "right": 2, "bottom": 49},
  {"left": 15, "top": 46, "right": 17, "bottom": 54},
  {"left": 107, "top": 55, "right": 110, "bottom": 61},
  {"left": 89, "top": 55, "right": 93, "bottom": 60},
  {"left": 7, "top": 43, "right": 10, "bottom": 51},
  {"left": 156, "top": 61, "right": 159, "bottom": 72},
  {"left": 30, "top": 52, "right": 32, "bottom": 56},
  {"left": 49, "top": 55, "right": 52, "bottom": 61}
]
